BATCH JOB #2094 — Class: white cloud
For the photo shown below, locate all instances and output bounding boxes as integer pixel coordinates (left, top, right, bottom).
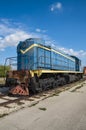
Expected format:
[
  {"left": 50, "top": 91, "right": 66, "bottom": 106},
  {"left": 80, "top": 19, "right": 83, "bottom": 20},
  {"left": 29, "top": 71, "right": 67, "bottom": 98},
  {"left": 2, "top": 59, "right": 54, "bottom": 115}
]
[
  {"left": 0, "top": 19, "right": 44, "bottom": 51},
  {"left": 0, "top": 19, "right": 49, "bottom": 52},
  {"left": 58, "top": 47, "right": 86, "bottom": 57},
  {"left": 36, "top": 28, "right": 47, "bottom": 33},
  {"left": 0, "top": 31, "right": 29, "bottom": 47},
  {"left": 0, "top": 29, "right": 31, "bottom": 50},
  {"left": 36, "top": 28, "right": 41, "bottom": 32},
  {"left": 50, "top": 2, "right": 62, "bottom": 12}
]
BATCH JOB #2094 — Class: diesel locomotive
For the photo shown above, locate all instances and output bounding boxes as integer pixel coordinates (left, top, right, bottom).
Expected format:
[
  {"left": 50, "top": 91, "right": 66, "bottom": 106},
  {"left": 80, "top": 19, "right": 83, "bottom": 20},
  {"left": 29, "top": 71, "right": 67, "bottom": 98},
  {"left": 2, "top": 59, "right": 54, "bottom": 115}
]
[{"left": 5, "top": 38, "right": 83, "bottom": 96}]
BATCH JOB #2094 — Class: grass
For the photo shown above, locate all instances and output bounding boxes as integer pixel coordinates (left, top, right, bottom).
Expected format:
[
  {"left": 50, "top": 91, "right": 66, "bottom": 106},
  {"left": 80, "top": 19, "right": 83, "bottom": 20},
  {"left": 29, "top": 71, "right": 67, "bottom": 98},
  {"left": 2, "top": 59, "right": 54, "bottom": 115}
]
[{"left": 39, "top": 107, "right": 47, "bottom": 111}]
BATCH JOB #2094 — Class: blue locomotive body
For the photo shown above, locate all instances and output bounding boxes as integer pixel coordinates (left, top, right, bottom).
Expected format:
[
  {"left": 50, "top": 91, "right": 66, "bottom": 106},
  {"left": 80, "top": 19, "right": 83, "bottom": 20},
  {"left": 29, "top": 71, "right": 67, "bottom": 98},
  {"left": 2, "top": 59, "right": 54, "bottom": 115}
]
[
  {"left": 17, "top": 38, "right": 80, "bottom": 72},
  {"left": 5, "top": 38, "right": 82, "bottom": 96}
]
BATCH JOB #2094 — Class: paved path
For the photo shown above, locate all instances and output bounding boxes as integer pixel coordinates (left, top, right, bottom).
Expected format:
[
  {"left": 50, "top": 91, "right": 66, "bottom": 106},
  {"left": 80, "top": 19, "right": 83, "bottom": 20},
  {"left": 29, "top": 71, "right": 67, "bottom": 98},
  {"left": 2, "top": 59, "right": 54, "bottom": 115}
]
[{"left": 0, "top": 82, "right": 86, "bottom": 130}]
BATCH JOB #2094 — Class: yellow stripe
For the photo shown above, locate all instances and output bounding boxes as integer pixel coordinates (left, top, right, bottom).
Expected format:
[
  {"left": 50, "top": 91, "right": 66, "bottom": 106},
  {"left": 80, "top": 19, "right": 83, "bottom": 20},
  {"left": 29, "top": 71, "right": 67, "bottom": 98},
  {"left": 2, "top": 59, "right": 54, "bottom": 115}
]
[
  {"left": 41, "top": 70, "right": 82, "bottom": 74},
  {"left": 20, "top": 44, "right": 75, "bottom": 61},
  {"left": 30, "top": 69, "right": 83, "bottom": 77},
  {"left": 20, "top": 44, "right": 37, "bottom": 54}
]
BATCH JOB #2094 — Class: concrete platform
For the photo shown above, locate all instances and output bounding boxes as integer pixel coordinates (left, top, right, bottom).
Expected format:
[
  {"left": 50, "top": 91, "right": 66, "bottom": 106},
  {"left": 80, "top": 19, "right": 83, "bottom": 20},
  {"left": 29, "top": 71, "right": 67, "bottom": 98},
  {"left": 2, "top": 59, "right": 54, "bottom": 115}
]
[
  {"left": 0, "top": 80, "right": 85, "bottom": 119},
  {"left": 0, "top": 80, "right": 86, "bottom": 130}
]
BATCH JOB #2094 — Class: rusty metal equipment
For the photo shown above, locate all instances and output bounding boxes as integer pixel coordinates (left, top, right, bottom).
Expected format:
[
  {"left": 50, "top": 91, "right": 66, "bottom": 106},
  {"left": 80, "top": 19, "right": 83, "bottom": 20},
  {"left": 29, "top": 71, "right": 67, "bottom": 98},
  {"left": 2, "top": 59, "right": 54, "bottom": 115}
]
[
  {"left": 6, "top": 70, "right": 31, "bottom": 96},
  {"left": 9, "top": 85, "right": 29, "bottom": 96},
  {"left": 83, "top": 67, "right": 86, "bottom": 75}
]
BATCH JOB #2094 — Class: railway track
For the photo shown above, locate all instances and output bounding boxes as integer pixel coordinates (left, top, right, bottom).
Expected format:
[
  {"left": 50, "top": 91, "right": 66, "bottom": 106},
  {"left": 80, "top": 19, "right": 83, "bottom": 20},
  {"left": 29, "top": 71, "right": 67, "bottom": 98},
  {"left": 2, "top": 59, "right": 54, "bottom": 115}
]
[{"left": 0, "top": 79, "right": 85, "bottom": 117}]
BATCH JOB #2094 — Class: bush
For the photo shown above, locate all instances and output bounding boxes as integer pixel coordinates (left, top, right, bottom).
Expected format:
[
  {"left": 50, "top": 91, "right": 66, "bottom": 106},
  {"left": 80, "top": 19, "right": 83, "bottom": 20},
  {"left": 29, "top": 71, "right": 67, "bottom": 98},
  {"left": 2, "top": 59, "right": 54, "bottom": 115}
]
[{"left": 0, "top": 65, "right": 11, "bottom": 77}]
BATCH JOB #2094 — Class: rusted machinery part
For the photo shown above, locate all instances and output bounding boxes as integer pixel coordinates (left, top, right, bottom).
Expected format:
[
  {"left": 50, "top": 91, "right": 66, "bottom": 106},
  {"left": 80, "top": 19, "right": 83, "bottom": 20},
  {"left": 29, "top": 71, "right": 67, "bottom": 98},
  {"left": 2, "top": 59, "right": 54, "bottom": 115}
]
[
  {"left": 9, "top": 85, "right": 29, "bottom": 96},
  {"left": 6, "top": 70, "right": 31, "bottom": 96}
]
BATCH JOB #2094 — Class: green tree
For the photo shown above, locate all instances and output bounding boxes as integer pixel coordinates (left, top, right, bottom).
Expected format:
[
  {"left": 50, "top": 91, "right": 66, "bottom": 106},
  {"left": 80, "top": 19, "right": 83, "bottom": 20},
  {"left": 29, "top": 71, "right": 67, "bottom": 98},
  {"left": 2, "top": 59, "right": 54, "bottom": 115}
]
[{"left": 0, "top": 65, "right": 11, "bottom": 77}]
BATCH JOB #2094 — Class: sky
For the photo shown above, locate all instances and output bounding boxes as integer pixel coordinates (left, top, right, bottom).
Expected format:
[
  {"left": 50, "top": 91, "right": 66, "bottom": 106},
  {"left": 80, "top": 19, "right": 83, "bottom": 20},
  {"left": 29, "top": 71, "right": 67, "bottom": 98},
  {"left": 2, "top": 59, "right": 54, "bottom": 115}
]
[{"left": 0, "top": 0, "right": 86, "bottom": 67}]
